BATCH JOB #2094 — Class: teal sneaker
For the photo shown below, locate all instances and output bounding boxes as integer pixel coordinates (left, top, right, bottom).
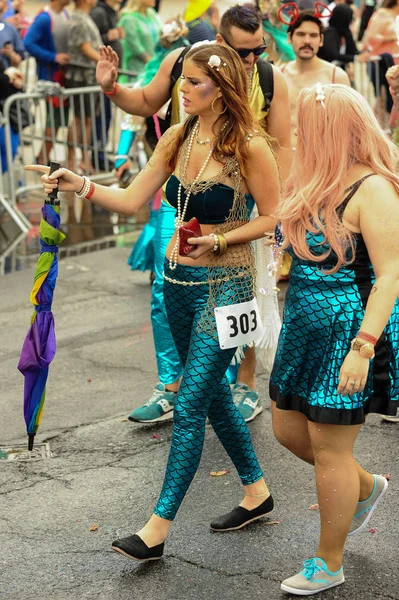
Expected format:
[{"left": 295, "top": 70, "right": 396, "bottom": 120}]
[
  {"left": 348, "top": 474, "right": 388, "bottom": 536},
  {"left": 232, "top": 383, "right": 262, "bottom": 422},
  {"left": 281, "top": 558, "right": 345, "bottom": 596},
  {"left": 128, "top": 383, "right": 176, "bottom": 423}
]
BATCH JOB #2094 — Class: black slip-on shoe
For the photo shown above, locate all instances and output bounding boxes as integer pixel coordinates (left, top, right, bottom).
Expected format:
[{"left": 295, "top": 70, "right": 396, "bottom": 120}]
[
  {"left": 111, "top": 534, "right": 164, "bottom": 562},
  {"left": 210, "top": 494, "right": 274, "bottom": 532}
]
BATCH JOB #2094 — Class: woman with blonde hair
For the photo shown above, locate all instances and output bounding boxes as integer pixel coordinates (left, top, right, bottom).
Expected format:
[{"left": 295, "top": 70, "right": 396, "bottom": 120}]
[
  {"left": 118, "top": 0, "right": 162, "bottom": 83},
  {"left": 27, "top": 43, "right": 280, "bottom": 562},
  {"left": 270, "top": 83, "right": 399, "bottom": 595}
]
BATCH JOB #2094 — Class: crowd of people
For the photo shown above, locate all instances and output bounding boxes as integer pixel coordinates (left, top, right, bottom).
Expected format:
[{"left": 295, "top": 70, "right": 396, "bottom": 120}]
[{"left": 2, "top": 0, "right": 399, "bottom": 597}]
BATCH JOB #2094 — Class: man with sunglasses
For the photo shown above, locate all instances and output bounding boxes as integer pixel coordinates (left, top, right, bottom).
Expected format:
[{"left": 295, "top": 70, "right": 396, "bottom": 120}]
[{"left": 96, "top": 4, "right": 291, "bottom": 425}]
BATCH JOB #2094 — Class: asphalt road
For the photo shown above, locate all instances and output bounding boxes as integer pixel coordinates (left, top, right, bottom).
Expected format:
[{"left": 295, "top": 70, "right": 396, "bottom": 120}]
[{"left": 0, "top": 248, "right": 398, "bottom": 600}]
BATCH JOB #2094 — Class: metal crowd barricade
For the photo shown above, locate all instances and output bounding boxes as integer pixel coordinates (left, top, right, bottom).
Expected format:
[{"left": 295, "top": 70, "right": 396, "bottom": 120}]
[
  {"left": 2, "top": 83, "right": 136, "bottom": 205},
  {"left": 353, "top": 53, "right": 399, "bottom": 129},
  {"left": 0, "top": 110, "right": 31, "bottom": 275},
  {"left": 0, "top": 72, "right": 143, "bottom": 274}
]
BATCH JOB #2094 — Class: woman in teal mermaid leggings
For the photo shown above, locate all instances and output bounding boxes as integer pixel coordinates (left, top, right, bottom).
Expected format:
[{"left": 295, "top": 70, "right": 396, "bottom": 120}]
[{"left": 31, "top": 43, "right": 280, "bottom": 562}]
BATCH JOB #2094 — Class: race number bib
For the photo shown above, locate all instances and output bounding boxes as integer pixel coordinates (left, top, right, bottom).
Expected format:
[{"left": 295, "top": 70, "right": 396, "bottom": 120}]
[{"left": 214, "top": 298, "right": 264, "bottom": 350}]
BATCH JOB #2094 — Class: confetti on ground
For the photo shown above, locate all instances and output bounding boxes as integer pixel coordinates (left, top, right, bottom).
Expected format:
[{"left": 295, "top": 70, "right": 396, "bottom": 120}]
[
  {"left": 369, "top": 528, "right": 376, "bottom": 534},
  {"left": 120, "top": 418, "right": 128, "bottom": 422},
  {"left": 309, "top": 503, "right": 319, "bottom": 510},
  {"left": 152, "top": 434, "right": 160, "bottom": 439},
  {"left": 264, "top": 520, "right": 282, "bottom": 526},
  {"left": 87, "top": 378, "right": 92, "bottom": 383},
  {"left": 210, "top": 469, "right": 230, "bottom": 477},
  {"left": 89, "top": 524, "right": 98, "bottom": 532}
]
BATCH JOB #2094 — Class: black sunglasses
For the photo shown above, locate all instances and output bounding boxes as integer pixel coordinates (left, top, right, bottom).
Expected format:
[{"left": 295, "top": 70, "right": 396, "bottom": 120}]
[{"left": 223, "top": 37, "right": 268, "bottom": 59}]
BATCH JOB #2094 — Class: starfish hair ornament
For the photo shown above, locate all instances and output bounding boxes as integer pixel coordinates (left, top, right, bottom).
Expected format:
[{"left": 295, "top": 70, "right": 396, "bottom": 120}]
[
  {"left": 315, "top": 83, "right": 326, "bottom": 108},
  {"left": 208, "top": 54, "right": 227, "bottom": 72}
]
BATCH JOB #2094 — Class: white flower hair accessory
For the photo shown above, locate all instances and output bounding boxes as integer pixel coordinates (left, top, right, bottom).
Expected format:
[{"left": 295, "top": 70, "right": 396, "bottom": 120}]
[
  {"left": 315, "top": 83, "right": 326, "bottom": 108},
  {"left": 208, "top": 54, "right": 227, "bottom": 72}
]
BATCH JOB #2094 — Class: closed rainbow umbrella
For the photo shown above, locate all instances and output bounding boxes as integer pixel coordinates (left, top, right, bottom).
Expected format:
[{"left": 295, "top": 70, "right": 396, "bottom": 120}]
[{"left": 18, "top": 162, "right": 65, "bottom": 450}]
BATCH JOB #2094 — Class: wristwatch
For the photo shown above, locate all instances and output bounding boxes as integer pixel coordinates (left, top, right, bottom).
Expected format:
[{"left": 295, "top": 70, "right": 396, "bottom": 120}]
[{"left": 351, "top": 338, "right": 375, "bottom": 359}]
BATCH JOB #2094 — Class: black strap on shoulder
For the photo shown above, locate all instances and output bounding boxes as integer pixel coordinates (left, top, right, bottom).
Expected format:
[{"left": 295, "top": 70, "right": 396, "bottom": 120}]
[
  {"left": 257, "top": 59, "right": 274, "bottom": 113},
  {"left": 164, "top": 45, "right": 192, "bottom": 131},
  {"left": 338, "top": 173, "right": 376, "bottom": 216},
  {"left": 168, "top": 45, "right": 192, "bottom": 96}
]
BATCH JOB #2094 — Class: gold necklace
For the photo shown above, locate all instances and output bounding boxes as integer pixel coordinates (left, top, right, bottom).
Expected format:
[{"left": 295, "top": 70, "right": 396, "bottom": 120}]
[{"left": 195, "top": 128, "right": 212, "bottom": 146}]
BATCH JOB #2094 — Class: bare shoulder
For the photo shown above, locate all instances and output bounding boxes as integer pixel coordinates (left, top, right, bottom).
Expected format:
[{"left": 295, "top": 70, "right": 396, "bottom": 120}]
[
  {"left": 362, "top": 174, "right": 398, "bottom": 202},
  {"left": 271, "top": 64, "right": 289, "bottom": 91},
  {"left": 156, "top": 124, "right": 183, "bottom": 150},
  {"left": 279, "top": 61, "right": 296, "bottom": 77},
  {"left": 333, "top": 66, "right": 351, "bottom": 85},
  {"left": 247, "top": 133, "right": 274, "bottom": 159}
]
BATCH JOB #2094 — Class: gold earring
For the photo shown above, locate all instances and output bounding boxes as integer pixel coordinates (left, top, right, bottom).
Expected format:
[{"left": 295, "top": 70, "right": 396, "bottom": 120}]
[{"left": 211, "top": 97, "right": 227, "bottom": 115}]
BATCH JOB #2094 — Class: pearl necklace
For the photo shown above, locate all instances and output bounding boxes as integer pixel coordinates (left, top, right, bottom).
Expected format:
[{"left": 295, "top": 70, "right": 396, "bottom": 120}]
[{"left": 169, "top": 120, "right": 214, "bottom": 270}]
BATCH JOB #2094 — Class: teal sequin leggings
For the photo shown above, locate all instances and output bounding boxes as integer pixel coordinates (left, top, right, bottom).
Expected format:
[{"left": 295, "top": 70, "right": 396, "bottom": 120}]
[{"left": 154, "top": 261, "right": 263, "bottom": 520}]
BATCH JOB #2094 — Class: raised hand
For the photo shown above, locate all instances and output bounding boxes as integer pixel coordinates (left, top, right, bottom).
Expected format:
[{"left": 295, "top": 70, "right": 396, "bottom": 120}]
[
  {"left": 24, "top": 165, "right": 84, "bottom": 195},
  {"left": 96, "top": 45, "right": 119, "bottom": 92}
]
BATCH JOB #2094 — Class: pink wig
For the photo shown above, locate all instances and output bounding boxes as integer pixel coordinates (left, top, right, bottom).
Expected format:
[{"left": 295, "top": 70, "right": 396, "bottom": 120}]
[{"left": 279, "top": 84, "right": 399, "bottom": 272}]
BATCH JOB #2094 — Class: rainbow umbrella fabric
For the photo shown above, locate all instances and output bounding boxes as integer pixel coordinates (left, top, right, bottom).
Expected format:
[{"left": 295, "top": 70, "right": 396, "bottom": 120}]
[{"left": 18, "top": 173, "right": 65, "bottom": 450}]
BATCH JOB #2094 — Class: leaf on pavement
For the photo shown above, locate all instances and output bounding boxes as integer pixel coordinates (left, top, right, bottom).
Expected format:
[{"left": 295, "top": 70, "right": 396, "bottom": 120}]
[
  {"left": 369, "top": 528, "right": 376, "bottom": 534},
  {"left": 309, "top": 503, "right": 319, "bottom": 510},
  {"left": 264, "top": 520, "right": 282, "bottom": 526},
  {"left": 89, "top": 524, "right": 98, "bottom": 532},
  {"left": 210, "top": 469, "right": 230, "bottom": 477}
]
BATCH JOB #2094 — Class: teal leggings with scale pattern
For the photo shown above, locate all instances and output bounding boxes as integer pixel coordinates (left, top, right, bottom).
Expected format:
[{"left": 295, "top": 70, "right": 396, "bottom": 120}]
[{"left": 154, "top": 261, "right": 263, "bottom": 520}]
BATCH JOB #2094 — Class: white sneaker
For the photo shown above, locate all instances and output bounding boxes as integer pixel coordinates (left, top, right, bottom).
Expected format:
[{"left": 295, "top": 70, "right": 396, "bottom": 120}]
[{"left": 281, "top": 558, "right": 344, "bottom": 596}]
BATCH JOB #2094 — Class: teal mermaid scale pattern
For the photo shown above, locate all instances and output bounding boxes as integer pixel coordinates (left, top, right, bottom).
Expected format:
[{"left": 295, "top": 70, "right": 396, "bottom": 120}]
[
  {"left": 270, "top": 178, "right": 399, "bottom": 425},
  {"left": 154, "top": 261, "right": 263, "bottom": 520}
]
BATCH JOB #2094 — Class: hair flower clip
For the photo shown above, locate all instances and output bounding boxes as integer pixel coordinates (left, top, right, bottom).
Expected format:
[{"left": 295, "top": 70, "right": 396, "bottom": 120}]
[
  {"left": 315, "top": 83, "right": 326, "bottom": 108},
  {"left": 208, "top": 55, "right": 226, "bottom": 71}
]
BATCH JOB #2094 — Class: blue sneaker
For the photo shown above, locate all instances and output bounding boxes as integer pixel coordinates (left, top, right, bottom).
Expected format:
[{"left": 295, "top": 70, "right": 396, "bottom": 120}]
[
  {"left": 281, "top": 558, "right": 345, "bottom": 595},
  {"left": 232, "top": 383, "right": 262, "bottom": 422},
  {"left": 128, "top": 383, "right": 176, "bottom": 423}
]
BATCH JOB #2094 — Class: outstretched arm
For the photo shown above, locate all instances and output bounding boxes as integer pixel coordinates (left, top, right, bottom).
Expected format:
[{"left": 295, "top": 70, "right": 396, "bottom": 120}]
[
  {"left": 96, "top": 45, "right": 182, "bottom": 116},
  {"left": 25, "top": 126, "right": 180, "bottom": 216}
]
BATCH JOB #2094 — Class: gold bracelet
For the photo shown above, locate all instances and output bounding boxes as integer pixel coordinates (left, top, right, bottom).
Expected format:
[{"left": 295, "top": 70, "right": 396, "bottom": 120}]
[{"left": 216, "top": 233, "right": 228, "bottom": 256}]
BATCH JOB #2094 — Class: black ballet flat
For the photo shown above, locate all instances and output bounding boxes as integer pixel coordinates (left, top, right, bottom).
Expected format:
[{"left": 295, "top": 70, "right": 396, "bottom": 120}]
[
  {"left": 210, "top": 494, "right": 274, "bottom": 532},
  {"left": 111, "top": 534, "right": 164, "bottom": 562}
]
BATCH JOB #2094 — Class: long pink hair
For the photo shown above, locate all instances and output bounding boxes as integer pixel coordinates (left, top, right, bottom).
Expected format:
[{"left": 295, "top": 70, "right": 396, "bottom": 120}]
[{"left": 279, "top": 84, "right": 399, "bottom": 272}]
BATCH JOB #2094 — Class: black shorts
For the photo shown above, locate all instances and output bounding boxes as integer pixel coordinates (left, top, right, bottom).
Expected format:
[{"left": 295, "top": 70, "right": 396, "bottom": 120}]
[{"left": 64, "top": 79, "right": 100, "bottom": 119}]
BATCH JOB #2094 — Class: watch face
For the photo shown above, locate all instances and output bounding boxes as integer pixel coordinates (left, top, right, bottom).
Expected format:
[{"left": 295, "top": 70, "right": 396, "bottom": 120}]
[{"left": 359, "top": 343, "right": 374, "bottom": 359}]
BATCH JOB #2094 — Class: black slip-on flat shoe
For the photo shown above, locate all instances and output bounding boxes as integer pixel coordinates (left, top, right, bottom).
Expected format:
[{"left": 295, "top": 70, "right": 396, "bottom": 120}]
[
  {"left": 210, "top": 494, "right": 274, "bottom": 532},
  {"left": 111, "top": 534, "right": 164, "bottom": 562}
]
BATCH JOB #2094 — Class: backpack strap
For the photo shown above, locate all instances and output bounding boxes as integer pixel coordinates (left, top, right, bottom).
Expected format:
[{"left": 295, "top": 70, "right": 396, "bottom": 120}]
[
  {"left": 168, "top": 45, "right": 191, "bottom": 97},
  {"left": 257, "top": 59, "right": 274, "bottom": 113}
]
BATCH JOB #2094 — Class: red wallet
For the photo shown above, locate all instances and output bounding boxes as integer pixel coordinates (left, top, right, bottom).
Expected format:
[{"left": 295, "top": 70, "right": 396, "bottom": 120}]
[{"left": 179, "top": 217, "right": 202, "bottom": 256}]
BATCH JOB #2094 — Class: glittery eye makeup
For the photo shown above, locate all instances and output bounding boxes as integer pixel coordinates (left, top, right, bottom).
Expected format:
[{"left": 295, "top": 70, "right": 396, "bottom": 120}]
[{"left": 181, "top": 75, "right": 207, "bottom": 89}]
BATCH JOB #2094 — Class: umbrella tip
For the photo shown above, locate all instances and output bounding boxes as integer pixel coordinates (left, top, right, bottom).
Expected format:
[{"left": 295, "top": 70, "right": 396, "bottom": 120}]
[{"left": 28, "top": 435, "right": 35, "bottom": 451}]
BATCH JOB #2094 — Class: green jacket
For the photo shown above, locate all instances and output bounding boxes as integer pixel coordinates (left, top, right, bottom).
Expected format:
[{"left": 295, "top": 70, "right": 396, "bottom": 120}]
[{"left": 118, "top": 8, "right": 162, "bottom": 83}]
